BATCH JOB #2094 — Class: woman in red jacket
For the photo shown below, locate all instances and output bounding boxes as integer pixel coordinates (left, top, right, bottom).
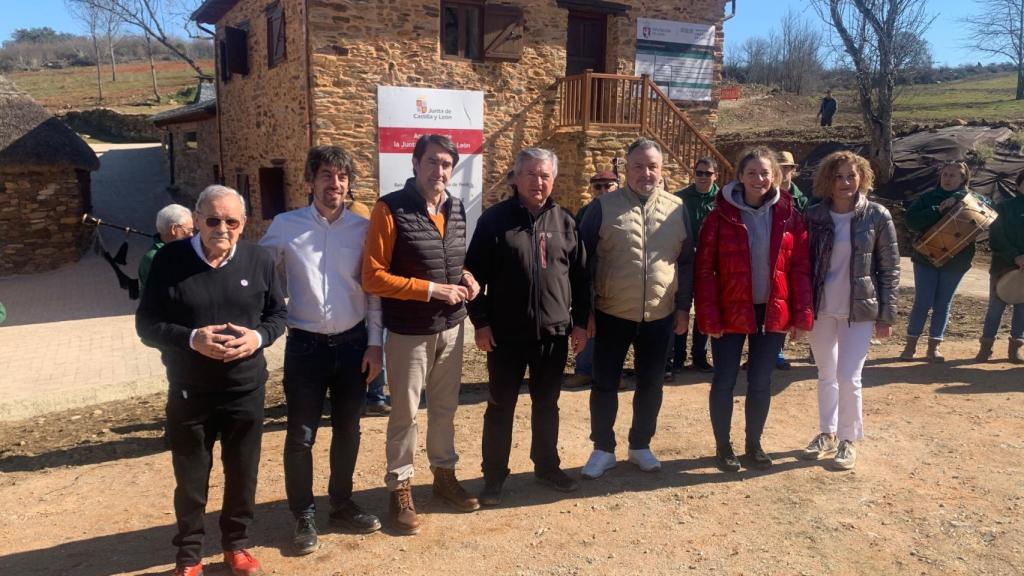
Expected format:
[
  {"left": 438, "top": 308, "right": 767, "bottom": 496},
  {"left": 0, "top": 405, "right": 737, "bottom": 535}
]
[{"left": 695, "top": 146, "right": 813, "bottom": 472}]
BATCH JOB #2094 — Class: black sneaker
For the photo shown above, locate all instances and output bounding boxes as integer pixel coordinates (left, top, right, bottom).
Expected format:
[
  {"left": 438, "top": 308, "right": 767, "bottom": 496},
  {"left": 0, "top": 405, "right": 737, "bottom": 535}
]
[
  {"left": 363, "top": 403, "right": 391, "bottom": 417},
  {"left": 292, "top": 515, "right": 319, "bottom": 555},
  {"left": 691, "top": 357, "right": 713, "bottom": 373},
  {"left": 535, "top": 468, "right": 580, "bottom": 493},
  {"left": 775, "top": 357, "right": 792, "bottom": 370},
  {"left": 715, "top": 443, "right": 741, "bottom": 472},
  {"left": 329, "top": 500, "right": 381, "bottom": 534},
  {"left": 744, "top": 442, "right": 774, "bottom": 469},
  {"left": 479, "top": 481, "right": 504, "bottom": 506}
]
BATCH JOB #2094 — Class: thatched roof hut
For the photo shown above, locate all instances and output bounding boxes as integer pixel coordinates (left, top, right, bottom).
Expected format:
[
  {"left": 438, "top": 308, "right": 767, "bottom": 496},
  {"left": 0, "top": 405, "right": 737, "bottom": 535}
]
[{"left": 0, "top": 75, "right": 100, "bottom": 171}]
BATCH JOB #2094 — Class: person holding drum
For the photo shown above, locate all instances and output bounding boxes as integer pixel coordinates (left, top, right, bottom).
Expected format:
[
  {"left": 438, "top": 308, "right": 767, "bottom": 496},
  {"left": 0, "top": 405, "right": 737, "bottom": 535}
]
[
  {"left": 800, "top": 151, "right": 900, "bottom": 470},
  {"left": 695, "top": 146, "right": 812, "bottom": 472},
  {"left": 976, "top": 171, "right": 1024, "bottom": 364},
  {"left": 902, "top": 160, "right": 978, "bottom": 362}
]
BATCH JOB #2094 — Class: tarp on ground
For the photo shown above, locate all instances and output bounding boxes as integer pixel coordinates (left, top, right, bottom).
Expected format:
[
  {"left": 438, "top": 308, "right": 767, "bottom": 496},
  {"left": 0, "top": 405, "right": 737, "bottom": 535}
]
[{"left": 794, "top": 126, "right": 1024, "bottom": 203}]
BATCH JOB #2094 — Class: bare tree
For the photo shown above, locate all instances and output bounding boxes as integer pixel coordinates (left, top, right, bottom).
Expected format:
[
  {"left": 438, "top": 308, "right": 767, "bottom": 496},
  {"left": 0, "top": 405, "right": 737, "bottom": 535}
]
[
  {"left": 65, "top": 0, "right": 104, "bottom": 104},
  {"left": 778, "top": 12, "right": 827, "bottom": 95},
  {"left": 144, "top": 31, "right": 160, "bottom": 102},
  {"left": 814, "top": 0, "right": 935, "bottom": 184},
  {"left": 100, "top": 4, "right": 124, "bottom": 82},
  {"left": 964, "top": 0, "right": 1024, "bottom": 100}
]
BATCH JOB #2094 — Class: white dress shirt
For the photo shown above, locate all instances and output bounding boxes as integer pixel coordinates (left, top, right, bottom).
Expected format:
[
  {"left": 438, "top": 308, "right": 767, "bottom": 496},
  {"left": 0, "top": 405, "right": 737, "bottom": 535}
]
[{"left": 260, "top": 204, "right": 383, "bottom": 346}]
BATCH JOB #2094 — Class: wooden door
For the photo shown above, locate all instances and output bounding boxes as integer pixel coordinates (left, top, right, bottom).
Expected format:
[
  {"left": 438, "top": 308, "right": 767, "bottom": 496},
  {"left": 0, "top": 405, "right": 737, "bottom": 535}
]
[{"left": 566, "top": 12, "right": 606, "bottom": 75}]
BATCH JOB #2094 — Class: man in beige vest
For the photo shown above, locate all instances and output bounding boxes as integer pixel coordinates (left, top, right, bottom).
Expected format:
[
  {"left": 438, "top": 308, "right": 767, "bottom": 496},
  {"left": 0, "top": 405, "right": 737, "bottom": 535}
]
[{"left": 578, "top": 138, "right": 694, "bottom": 479}]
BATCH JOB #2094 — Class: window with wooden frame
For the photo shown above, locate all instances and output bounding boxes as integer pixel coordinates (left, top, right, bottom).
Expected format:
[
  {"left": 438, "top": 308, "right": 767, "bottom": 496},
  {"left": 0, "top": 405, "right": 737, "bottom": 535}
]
[
  {"left": 224, "top": 24, "right": 250, "bottom": 76},
  {"left": 441, "top": 1, "right": 524, "bottom": 61},
  {"left": 184, "top": 132, "right": 198, "bottom": 150},
  {"left": 258, "top": 167, "right": 286, "bottom": 220},
  {"left": 266, "top": 2, "right": 285, "bottom": 68}
]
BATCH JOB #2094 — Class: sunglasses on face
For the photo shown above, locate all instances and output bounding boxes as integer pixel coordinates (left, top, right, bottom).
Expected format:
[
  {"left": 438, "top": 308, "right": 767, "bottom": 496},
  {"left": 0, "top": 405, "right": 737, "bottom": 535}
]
[
  {"left": 202, "top": 216, "right": 242, "bottom": 230},
  {"left": 694, "top": 170, "right": 715, "bottom": 177},
  {"left": 592, "top": 183, "right": 615, "bottom": 191}
]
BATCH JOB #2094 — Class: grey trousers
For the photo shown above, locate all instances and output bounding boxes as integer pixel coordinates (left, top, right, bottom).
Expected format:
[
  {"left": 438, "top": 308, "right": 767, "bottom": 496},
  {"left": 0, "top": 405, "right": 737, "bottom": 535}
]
[{"left": 383, "top": 323, "right": 465, "bottom": 490}]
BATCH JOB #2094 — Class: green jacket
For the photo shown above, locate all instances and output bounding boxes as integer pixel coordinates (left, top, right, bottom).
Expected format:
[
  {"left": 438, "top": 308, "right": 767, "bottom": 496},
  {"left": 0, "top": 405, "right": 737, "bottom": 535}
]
[
  {"left": 675, "top": 182, "right": 718, "bottom": 240},
  {"left": 138, "top": 237, "right": 164, "bottom": 292},
  {"left": 989, "top": 195, "right": 1024, "bottom": 276},
  {"left": 904, "top": 185, "right": 975, "bottom": 272},
  {"left": 783, "top": 182, "right": 809, "bottom": 213}
]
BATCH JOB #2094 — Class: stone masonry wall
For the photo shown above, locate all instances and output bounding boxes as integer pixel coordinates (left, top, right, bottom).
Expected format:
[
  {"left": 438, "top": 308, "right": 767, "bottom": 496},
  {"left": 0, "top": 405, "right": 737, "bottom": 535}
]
[
  {"left": 163, "top": 117, "right": 221, "bottom": 207},
  {"left": 216, "top": 0, "right": 311, "bottom": 237},
  {"left": 0, "top": 168, "right": 86, "bottom": 276},
  {"left": 307, "top": 0, "right": 727, "bottom": 211}
]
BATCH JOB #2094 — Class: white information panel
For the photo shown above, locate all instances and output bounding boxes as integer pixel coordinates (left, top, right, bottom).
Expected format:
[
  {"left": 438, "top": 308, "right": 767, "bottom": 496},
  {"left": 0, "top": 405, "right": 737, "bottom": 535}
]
[{"left": 635, "top": 18, "right": 716, "bottom": 102}]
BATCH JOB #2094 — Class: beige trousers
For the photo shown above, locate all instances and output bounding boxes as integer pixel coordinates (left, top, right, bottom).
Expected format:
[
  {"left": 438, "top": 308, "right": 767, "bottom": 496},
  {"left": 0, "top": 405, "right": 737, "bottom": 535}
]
[{"left": 383, "top": 323, "right": 464, "bottom": 490}]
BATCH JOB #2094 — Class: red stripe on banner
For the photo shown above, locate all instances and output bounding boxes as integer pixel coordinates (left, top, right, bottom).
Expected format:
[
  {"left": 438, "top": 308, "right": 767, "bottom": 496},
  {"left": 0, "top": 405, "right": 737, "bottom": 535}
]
[{"left": 378, "top": 127, "right": 485, "bottom": 155}]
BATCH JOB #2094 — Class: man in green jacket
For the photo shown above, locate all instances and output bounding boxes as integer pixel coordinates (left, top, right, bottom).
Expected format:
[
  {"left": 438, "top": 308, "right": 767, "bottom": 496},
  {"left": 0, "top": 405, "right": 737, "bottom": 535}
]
[
  {"left": 671, "top": 157, "right": 718, "bottom": 373},
  {"left": 138, "top": 204, "right": 194, "bottom": 292}
]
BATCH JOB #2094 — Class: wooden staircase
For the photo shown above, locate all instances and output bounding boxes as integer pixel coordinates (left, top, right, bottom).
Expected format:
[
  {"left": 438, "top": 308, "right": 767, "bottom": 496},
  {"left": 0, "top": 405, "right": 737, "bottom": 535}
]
[{"left": 556, "top": 70, "right": 733, "bottom": 182}]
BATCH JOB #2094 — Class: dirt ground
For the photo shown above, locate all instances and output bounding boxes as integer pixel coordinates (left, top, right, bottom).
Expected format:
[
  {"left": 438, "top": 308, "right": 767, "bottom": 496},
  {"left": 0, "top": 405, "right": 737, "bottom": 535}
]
[{"left": 1, "top": 288, "right": 1022, "bottom": 576}]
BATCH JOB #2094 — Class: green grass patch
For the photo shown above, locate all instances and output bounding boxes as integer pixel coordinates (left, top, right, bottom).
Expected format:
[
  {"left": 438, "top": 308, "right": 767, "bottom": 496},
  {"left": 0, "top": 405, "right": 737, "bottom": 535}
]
[{"left": 892, "top": 73, "right": 1024, "bottom": 123}]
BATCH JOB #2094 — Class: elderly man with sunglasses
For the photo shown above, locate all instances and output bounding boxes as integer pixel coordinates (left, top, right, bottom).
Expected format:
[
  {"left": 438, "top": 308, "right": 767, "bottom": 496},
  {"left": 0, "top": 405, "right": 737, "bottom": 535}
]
[{"left": 137, "top": 185, "right": 287, "bottom": 576}]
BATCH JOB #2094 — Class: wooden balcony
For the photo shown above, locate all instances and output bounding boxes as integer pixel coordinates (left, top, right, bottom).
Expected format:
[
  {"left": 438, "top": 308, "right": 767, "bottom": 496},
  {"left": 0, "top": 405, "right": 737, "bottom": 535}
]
[{"left": 556, "top": 70, "right": 734, "bottom": 182}]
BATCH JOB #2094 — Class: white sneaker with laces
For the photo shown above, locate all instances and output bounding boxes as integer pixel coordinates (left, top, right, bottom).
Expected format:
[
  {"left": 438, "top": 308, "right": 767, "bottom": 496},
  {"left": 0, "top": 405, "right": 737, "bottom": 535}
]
[
  {"left": 834, "top": 440, "right": 857, "bottom": 470},
  {"left": 581, "top": 449, "right": 617, "bottom": 479},
  {"left": 627, "top": 448, "right": 662, "bottom": 472}
]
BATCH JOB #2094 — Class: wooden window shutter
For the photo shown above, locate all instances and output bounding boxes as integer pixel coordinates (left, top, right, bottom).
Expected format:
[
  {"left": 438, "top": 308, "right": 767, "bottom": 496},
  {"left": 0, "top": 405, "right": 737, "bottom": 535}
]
[
  {"left": 218, "top": 39, "right": 231, "bottom": 81},
  {"left": 266, "top": 3, "right": 286, "bottom": 68},
  {"left": 483, "top": 4, "right": 524, "bottom": 60},
  {"left": 274, "top": 11, "right": 286, "bottom": 63},
  {"left": 225, "top": 26, "right": 249, "bottom": 75}
]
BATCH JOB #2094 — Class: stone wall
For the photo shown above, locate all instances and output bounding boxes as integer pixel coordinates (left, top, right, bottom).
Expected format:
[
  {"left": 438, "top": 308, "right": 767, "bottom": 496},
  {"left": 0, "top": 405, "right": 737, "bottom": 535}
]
[
  {"left": 162, "top": 117, "right": 221, "bottom": 207},
  {"left": 61, "top": 109, "right": 162, "bottom": 143},
  {"left": 216, "top": 0, "right": 311, "bottom": 237},
  {"left": 0, "top": 168, "right": 87, "bottom": 276}
]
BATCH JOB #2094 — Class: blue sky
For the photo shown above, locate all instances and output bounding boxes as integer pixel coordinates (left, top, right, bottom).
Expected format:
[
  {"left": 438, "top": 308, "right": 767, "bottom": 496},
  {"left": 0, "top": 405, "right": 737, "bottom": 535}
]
[{"left": 0, "top": 0, "right": 1003, "bottom": 67}]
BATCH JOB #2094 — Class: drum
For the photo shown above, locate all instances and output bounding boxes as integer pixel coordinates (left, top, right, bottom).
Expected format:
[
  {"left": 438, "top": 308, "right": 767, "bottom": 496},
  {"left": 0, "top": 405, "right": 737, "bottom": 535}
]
[
  {"left": 912, "top": 193, "right": 997, "bottom": 267},
  {"left": 996, "top": 268, "right": 1024, "bottom": 305}
]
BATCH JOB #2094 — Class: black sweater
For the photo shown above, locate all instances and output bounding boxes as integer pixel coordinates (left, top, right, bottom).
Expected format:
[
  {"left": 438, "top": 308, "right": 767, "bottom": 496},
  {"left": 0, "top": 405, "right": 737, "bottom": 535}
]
[
  {"left": 136, "top": 239, "right": 287, "bottom": 392},
  {"left": 465, "top": 195, "right": 589, "bottom": 342}
]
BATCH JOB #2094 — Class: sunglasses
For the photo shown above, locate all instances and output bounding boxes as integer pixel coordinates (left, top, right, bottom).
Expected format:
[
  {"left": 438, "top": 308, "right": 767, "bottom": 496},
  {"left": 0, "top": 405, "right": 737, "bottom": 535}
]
[
  {"left": 694, "top": 170, "right": 715, "bottom": 177},
  {"left": 202, "top": 217, "right": 242, "bottom": 230},
  {"left": 592, "top": 183, "right": 616, "bottom": 191}
]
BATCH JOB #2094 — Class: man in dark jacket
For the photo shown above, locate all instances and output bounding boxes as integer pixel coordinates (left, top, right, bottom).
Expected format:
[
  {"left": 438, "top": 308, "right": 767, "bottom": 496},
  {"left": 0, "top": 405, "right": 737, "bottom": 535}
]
[
  {"left": 817, "top": 89, "right": 838, "bottom": 127},
  {"left": 136, "top": 185, "right": 287, "bottom": 576},
  {"left": 466, "top": 148, "right": 589, "bottom": 505}
]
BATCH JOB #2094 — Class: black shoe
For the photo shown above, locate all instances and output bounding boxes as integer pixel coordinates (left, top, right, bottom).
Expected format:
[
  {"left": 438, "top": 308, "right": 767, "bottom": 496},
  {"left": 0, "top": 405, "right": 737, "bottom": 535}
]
[
  {"left": 479, "top": 481, "right": 504, "bottom": 506},
  {"left": 715, "top": 444, "right": 741, "bottom": 472},
  {"left": 744, "top": 442, "right": 774, "bottom": 469},
  {"left": 363, "top": 403, "right": 391, "bottom": 416},
  {"left": 775, "top": 357, "right": 792, "bottom": 370},
  {"left": 691, "top": 357, "right": 713, "bottom": 373},
  {"left": 535, "top": 468, "right": 580, "bottom": 493},
  {"left": 292, "top": 515, "right": 319, "bottom": 555},
  {"left": 329, "top": 500, "right": 381, "bottom": 534}
]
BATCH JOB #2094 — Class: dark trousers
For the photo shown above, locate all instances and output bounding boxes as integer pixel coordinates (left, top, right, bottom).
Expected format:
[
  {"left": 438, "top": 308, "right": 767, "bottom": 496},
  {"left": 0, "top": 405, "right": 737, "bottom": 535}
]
[
  {"left": 167, "top": 384, "right": 265, "bottom": 567},
  {"left": 282, "top": 326, "right": 368, "bottom": 517},
  {"left": 482, "top": 335, "right": 568, "bottom": 483},
  {"left": 590, "top": 309, "right": 674, "bottom": 452},
  {"left": 671, "top": 316, "right": 708, "bottom": 367},
  {"left": 709, "top": 305, "right": 785, "bottom": 447}
]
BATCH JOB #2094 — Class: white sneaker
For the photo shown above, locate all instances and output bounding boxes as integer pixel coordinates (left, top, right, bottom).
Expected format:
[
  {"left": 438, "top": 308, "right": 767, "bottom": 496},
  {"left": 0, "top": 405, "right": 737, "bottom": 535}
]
[
  {"left": 581, "top": 449, "right": 617, "bottom": 479},
  {"left": 627, "top": 448, "right": 662, "bottom": 472}
]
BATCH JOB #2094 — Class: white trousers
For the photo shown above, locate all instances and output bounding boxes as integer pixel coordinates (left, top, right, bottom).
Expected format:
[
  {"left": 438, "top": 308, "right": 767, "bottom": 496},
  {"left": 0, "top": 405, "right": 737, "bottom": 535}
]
[{"left": 808, "top": 317, "right": 873, "bottom": 442}]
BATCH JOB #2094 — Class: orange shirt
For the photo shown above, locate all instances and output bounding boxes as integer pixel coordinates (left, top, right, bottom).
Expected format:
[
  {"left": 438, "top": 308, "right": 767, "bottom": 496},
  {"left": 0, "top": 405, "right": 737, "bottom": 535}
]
[{"left": 361, "top": 201, "right": 447, "bottom": 301}]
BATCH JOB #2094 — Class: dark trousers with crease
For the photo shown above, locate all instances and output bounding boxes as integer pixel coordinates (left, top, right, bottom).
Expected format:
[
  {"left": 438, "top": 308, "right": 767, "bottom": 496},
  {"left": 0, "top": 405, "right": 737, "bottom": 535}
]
[
  {"left": 671, "top": 314, "right": 709, "bottom": 367},
  {"left": 166, "top": 384, "right": 264, "bottom": 567},
  {"left": 590, "top": 309, "right": 674, "bottom": 452},
  {"left": 282, "top": 326, "right": 368, "bottom": 518},
  {"left": 481, "top": 335, "right": 568, "bottom": 483},
  {"left": 709, "top": 304, "right": 785, "bottom": 447}
]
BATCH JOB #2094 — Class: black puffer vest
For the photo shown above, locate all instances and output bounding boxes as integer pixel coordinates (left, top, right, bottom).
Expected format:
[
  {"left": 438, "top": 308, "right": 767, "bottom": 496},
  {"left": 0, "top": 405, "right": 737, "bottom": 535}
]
[{"left": 379, "top": 178, "right": 467, "bottom": 335}]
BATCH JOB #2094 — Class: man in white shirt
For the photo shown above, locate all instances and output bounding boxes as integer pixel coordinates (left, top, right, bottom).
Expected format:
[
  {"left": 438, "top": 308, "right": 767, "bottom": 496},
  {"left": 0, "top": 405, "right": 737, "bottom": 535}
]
[{"left": 260, "top": 145, "right": 384, "bottom": 556}]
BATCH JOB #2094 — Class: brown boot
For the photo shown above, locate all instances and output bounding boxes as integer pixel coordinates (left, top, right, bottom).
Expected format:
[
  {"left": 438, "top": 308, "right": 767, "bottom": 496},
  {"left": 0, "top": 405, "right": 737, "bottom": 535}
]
[
  {"left": 1010, "top": 338, "right": 1024, "bottom": 364},
  {"left": 388, "top": 480, "right": 420, "bottom": 535},
  {"left": 975, "top": 337, "right": 994, "bottom": 362},
  {"left": 926, "top": 338, "right": 945, "bottom": 363},
  {"left": 432, "top": 467, "right": 480, "bottom": 512},
  {"left": 900, "top": 336, "right": 919, "bottom": 360}
]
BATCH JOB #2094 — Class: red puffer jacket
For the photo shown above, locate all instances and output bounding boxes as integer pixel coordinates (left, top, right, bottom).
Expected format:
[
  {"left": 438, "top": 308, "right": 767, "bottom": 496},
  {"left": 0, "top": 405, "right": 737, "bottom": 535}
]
[{"left": 695, "top": 187, "right": 813, "bottom": 335}]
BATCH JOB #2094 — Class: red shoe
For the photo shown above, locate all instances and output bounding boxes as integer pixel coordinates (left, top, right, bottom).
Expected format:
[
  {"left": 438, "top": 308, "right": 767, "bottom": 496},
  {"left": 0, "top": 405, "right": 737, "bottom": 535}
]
[
  {"left": 223, "top": 549, "right": 263, "bottom": 576},
  {"left": 172, "top": 563, "right": 204, "bottom": 576}
]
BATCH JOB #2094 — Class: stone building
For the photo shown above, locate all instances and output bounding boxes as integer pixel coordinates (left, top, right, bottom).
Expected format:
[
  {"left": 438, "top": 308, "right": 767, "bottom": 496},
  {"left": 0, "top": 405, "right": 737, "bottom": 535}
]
[
  {"left": 151, "top": 80, "right": 220, "bottom": 206},
  {"left": 0, "top": 76, "right": 99, "bottom": 276},
  {"left": 191, "top": 0, "right": 732, "bottom": 235}
]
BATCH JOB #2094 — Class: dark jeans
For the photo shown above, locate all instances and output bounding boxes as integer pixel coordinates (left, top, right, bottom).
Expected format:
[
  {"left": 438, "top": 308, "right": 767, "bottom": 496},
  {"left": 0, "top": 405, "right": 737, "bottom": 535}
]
[
  {"left": 366, "top": 371, "right": 387, "bottom": 405},
  {"left": 482, "top": 336, "right": 568, "bottom": 483},
  {"left": 590, "top": 309, "right": 674, "bottom": 452},
  {"left": 709, "top": 305, "right": 785, "bottom": 447},
  {"left": 167, "top": 384, "right": 265, "bottom": 567},
  {"left": 671, "top": 315, "right": 708, "bottom": 367},
  {"left": 283, "top": 326, "right": 368, "bottom": 517}
]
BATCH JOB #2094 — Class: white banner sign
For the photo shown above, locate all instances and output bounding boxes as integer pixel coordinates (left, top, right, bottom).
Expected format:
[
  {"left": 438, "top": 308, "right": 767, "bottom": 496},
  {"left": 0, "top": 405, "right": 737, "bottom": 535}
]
[
  {"left": 377, "top": 86, "right": 485, "bottom": 234},
  {"left": 635, "top": 18, "right": 716, "bottom": 102}
]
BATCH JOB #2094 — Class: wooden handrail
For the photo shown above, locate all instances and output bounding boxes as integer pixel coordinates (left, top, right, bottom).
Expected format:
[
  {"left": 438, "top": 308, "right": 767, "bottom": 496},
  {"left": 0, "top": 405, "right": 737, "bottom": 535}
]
[{"left": 556, "top": 72, "right": 734, "bottom": 182}]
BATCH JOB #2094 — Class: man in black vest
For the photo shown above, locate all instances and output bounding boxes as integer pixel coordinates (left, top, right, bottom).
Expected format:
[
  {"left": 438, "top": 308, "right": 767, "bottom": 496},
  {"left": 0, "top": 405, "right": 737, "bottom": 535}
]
[{"left": 362, "top": 134, "right": 481, "bottom": 534}]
